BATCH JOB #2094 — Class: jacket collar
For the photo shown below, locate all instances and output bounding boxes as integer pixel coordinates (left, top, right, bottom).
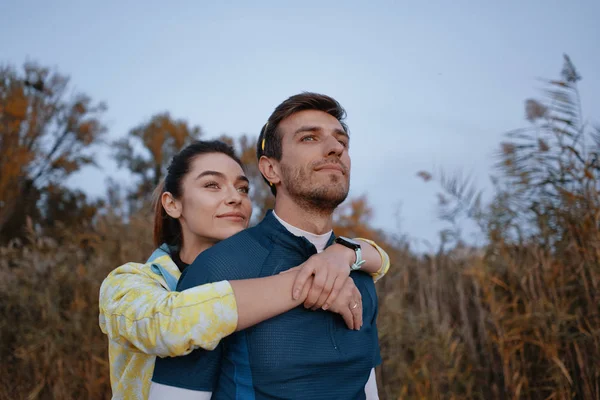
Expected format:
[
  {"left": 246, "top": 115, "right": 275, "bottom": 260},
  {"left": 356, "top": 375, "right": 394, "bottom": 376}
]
[
  {"left": 259, "top": 210, "right": 336, "bottom": 256},
  {"left": 147, "top": 243, "right": 182, "bottom": 289}
]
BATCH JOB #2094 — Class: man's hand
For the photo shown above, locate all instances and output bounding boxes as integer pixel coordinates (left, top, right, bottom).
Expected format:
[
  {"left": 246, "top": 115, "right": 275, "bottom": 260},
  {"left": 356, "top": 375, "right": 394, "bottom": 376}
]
[{"left": 291, "top": 243, "right": 355, "bottom": 310}]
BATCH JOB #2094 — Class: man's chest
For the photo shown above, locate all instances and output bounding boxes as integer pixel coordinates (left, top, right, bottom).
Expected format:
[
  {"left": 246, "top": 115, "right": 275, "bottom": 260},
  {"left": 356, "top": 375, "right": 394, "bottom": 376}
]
[
  {"left": 221, "top": 303, "right": 375, "bottom": 399},
  {"left": 256, "top": 246, "right": 312, "bottom": 277},
  {"left": 221, "top": 264, "right": 378, "bottom": 384}
]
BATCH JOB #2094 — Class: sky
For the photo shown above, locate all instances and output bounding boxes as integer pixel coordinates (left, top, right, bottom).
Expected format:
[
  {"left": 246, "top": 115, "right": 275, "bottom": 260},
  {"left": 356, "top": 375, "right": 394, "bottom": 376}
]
[{"left": 2, "top": 0, "right": 599, "bottom": 250}]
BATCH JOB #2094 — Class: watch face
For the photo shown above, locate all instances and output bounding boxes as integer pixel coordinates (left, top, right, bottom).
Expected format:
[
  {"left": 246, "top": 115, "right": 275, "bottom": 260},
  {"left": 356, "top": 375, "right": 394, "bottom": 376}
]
[{"left": 336, "top": 236, "right": 361, "bottom": 250}]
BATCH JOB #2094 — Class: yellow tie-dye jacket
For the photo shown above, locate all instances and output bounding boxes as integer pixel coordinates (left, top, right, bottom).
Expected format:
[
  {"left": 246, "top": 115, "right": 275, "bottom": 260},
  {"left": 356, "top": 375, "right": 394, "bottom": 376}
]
[{"left": 99, "top": 239, "right": 390, "bottom": 400}]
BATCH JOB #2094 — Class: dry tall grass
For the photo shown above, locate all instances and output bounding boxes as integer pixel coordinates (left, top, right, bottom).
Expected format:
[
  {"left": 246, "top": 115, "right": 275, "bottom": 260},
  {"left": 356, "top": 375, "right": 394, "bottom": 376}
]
[
  {"left": 374, "top": 55, "right": 600, "bottom": 399},
  {"left": 3, "top": 194, "right": 598, "bottom": 399},
  {"left": 0, "top": 213, "right": 154, "bottom": 400},
  {"left": 2, "top": 186, "right": 600, "bottom": 399},
  {"left": 376, "top": 237, "right": 599, "bottom": 399}
]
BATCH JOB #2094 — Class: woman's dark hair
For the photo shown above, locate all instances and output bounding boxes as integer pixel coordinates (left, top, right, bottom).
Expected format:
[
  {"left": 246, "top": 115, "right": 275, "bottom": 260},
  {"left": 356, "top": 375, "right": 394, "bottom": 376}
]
[{"left": 153, "top": 140, "right": 244, "bottom": 249}]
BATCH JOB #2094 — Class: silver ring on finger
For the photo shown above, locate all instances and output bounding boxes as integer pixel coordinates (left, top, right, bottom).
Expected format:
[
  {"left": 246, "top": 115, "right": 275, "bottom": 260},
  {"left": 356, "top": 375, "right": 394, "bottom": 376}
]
[{"left": 351, "top": 302, "right": 359, "bottom": 309}]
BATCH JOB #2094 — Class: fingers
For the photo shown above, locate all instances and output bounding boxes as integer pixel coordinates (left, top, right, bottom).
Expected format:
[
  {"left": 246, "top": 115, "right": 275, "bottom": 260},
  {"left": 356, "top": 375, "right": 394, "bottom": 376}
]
[
  {"left": 311, "top": 273, "right": 336, "bottom": 310},
  {"left": 304, "top": 269, "right": 327, "bottom": 308},
  {"left": 322, "top": 275, "right": 348, "bottom": 310},
  {"left": 292, "top": 262, "right": 314, "bottom": 300},
  {"left": 350, "top": 290, "right": 363, "bottom": 330},
  {"left": 340, "top": 294, "right": 362, "bottom": 331},
  {"left": 339, "top": 307, "right": 354, "bottom": 329},
  {"left": 280, "top": 265, "right": 302, "bottom": 275},
  {"left": 321, "top": 278, "right": 363, "bottom": 331}
]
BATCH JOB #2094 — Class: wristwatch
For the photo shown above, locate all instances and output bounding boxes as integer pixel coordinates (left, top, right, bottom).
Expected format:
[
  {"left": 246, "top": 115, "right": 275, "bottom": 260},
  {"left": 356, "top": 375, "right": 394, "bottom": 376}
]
[{"left": 334, "top": 236, "right": 366, "bottom": 271}]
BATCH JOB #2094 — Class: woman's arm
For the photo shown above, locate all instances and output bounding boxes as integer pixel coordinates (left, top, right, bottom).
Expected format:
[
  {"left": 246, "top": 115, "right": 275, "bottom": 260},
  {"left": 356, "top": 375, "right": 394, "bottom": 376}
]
[
  {"left": 99, "top": 257, "right": 363, "bottom": 358},
  {"left": 231, "top": 263, "right": 362, "bottom": 331},
  {"left": 230, "top": 271, "right": 309, "bottom": 331},
  {"left": 324, "top": 239, "right": 390, "bottom": 278},
  {"left": 99, "top": 262, "right": 237, "bottom": 357},
  {"left": 354, "top": 238, "right": 391, "bottom": 282},
  {"left": 292, "top": 238, "right": 392, "bottom": 309}
]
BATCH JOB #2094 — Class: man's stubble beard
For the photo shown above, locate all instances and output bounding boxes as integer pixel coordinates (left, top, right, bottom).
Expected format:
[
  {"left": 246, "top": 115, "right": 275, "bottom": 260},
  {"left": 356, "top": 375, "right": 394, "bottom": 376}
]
[{"left": 280, "top": 162, "right": 350, "bottom": 215}]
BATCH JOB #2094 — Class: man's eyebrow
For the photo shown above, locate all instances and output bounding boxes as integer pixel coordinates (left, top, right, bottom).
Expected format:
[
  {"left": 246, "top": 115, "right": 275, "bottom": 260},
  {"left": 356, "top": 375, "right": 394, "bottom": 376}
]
[
  {"left": 293, "top": 126, "right": 349, "bottom": 140},
  {"left": 333, "top": 128, "right": 350, "bottom": 141},
  {"left": 293, "top": 126, "right": 320, "bottom": 138}
]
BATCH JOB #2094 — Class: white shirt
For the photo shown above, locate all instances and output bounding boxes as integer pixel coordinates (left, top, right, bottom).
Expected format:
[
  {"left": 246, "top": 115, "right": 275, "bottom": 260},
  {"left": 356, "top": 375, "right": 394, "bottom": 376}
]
[{"left": 272, "top": 210, "right": 332, "bottom": 253}]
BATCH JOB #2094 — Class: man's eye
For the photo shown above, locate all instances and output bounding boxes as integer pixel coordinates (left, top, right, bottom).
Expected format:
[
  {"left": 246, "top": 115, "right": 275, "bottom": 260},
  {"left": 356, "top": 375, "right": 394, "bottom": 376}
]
[
  {"left": 301, "top": 135, "right": 316, "bottom": 142},
  {"left": 338, "top": 140, "right": 349, "bottom": 148}
]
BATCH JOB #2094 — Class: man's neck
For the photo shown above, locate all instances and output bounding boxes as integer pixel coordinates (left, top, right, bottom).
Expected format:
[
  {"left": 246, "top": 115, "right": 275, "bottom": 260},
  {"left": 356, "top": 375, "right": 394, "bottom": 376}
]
[
  {"left": 272, "top": 211, "right": 331, "bottom": 253},
  {"left": 273, "top": 195, "right": 334, "bottom": 235}
]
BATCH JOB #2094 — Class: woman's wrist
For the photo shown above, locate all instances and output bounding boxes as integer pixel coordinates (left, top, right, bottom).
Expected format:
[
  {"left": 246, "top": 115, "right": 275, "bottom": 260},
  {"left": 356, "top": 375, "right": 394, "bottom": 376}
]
[
  {"left": 354, "top": 240, "right": 382, "bottom": 274},
  {"left": 328, "top": 243, "right": 356, "bottom": 267}
]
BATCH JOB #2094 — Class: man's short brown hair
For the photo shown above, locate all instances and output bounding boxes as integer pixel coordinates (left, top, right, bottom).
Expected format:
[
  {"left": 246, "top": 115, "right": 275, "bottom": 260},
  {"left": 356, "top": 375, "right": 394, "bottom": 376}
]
[{"left": 256, "top": 92, "right": 348, "bottom": 195}]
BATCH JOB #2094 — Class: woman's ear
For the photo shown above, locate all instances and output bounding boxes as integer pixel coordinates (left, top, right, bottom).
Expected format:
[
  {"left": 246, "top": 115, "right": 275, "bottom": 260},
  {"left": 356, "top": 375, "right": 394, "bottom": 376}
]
[
  {"left": 258, "top": 156, "right": 282, "bottom": 187},
  {"left": 161, "top": 192, "right": 182, "bottom": 219}
]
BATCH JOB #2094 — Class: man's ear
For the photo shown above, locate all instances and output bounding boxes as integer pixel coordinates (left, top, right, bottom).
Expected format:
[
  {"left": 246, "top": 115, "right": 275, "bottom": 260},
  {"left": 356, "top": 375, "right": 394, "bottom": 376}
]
[
  {"left": 161, "top": 192, "right": 182, "bottom": 219},
  {"left": 258, "top": 156, "right": 282, "bottom": 187}
]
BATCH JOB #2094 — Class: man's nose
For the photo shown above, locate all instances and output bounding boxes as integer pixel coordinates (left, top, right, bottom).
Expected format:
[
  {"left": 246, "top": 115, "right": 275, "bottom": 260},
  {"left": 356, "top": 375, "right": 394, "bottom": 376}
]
[{"left": 324, "top": 135, "right": 345, "bottom": 157}]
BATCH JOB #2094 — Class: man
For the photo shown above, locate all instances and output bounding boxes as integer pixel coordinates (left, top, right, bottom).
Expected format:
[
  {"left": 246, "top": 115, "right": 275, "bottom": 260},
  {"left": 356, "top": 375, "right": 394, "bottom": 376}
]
[{"left": 152, "top": 93, "right": 385, "bottom": 399}]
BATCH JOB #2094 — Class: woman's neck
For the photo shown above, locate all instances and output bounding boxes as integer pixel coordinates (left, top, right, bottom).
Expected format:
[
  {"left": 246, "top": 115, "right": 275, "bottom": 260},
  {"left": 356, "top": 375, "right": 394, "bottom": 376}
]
[{"left": 178, "top": 238, "right": 214, "bottom": 265}]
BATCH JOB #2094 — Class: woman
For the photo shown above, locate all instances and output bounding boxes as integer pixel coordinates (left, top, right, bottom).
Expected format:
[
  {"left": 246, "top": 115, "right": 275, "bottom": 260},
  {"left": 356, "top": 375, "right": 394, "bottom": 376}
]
[{"left": 99, "top": 140, "right": 390, "bottom": 399}]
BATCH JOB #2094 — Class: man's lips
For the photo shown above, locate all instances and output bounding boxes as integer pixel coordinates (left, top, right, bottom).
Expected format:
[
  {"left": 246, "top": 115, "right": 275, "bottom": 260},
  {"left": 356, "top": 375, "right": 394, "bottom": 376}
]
[{"left": 315, "top": 163, "right": 346, "bottom": 174}]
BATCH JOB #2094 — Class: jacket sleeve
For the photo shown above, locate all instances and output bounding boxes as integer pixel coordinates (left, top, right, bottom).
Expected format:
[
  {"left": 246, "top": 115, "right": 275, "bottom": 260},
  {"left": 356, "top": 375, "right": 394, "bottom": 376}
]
[
  {"left": 354, "top": 238, "right": 391, "bottom": 283},
  {"left": 98, "top": 263, "right": 238, "bottom": 358}
]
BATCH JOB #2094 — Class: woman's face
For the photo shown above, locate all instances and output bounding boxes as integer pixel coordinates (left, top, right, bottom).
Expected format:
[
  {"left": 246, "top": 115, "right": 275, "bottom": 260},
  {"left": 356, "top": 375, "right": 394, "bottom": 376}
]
[{"left": 168, "top": 152, "right": 252, "bottom": 248}]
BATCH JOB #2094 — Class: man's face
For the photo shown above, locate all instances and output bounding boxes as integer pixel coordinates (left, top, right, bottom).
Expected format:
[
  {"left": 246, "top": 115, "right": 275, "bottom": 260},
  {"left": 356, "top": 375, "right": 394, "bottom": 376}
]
[{"left": 276, "top": 109, "right": 351, "bottom": 212}]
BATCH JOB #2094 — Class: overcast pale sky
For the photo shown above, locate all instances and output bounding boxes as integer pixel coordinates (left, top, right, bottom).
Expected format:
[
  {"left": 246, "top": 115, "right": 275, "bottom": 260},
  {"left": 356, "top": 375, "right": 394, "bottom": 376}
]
[{"left": 2, "top": 0, "right": 599, "bottom": 249}]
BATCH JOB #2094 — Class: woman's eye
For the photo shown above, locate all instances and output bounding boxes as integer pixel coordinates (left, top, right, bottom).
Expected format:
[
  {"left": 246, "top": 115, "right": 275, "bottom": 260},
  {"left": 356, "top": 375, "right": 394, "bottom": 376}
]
[
  {"left": 204, "top": 182, "right": 220, "bottom": 189},
  {"left": 238, "top": 186, "right": 250, "bottom": 194}
]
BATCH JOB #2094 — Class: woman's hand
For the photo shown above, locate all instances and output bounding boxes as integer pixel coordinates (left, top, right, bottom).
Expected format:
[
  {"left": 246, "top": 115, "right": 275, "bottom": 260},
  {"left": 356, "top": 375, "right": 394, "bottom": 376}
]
[
  {"left": 327, "top": 277, "right": 363, "bottom": 330},
  {"left": 291, "top": 243, "right": 355, "bottom": 311}
]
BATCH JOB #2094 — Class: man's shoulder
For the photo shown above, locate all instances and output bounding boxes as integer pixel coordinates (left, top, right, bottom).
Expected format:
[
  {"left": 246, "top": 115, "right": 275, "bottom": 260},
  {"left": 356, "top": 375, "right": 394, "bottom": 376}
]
[
  {"left": 178, "top": 225, "right": 273, "bottom": 289},
  {"left": 202, "top": 224, "right": 272, "bottom": 259}
]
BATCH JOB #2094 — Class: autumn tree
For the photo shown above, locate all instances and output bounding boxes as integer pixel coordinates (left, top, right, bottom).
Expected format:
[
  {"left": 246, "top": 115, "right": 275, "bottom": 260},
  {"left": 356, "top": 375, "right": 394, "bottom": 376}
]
[
  {"left": 0, "top": 62, "right": 107, "bottom": 242},
  {"left": 333, "top": 194, "right": 383, "bottom": 241},
  {"left": 41, "top": 184, "right": 105, "bottom": 233},
  {"left": 113, "top": 113, "right": 202, "bottom": 210}
]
